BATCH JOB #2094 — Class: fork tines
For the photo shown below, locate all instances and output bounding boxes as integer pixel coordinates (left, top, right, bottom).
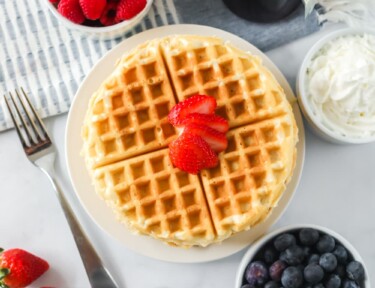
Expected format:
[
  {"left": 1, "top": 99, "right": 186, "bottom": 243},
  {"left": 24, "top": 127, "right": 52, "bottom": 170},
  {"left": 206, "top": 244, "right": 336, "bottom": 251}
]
[{"left": 4, "top": 87, "right": 51, "bottom": 152}]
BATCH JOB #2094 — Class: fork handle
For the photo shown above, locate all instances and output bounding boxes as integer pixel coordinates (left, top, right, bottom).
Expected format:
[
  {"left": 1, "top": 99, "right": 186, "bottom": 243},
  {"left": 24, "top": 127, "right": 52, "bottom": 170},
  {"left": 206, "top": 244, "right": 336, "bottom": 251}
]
[{"left": 45, "top": 173, "right": 119, "bottom": 288}]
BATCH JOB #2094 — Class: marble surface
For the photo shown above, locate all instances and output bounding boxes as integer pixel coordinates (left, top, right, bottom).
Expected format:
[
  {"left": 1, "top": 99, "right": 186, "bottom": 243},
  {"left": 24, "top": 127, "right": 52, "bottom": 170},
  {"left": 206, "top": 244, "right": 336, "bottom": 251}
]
[{"left": 0, "top": 25, "right": 373, "bottom": 288}]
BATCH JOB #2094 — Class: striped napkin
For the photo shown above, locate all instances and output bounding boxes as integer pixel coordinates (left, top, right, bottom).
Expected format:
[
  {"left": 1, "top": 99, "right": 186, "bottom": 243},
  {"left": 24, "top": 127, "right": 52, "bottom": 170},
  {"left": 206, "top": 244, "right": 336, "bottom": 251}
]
[{"left": 0, "top": 0, "right": 179, "bottom": 131}]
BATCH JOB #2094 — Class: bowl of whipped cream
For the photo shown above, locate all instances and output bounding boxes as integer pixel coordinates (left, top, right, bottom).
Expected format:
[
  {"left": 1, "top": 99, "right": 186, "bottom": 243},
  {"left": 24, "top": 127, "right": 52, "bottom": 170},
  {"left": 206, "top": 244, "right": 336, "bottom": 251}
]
[{"left": 297, "top": 28, "right": 375, "bottom": 144}]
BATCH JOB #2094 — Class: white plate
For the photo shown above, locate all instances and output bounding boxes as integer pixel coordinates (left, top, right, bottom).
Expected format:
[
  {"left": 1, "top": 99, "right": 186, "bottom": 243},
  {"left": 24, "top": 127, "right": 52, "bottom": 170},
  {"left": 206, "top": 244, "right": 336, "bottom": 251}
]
[{"left": 65, "top": 24, "right": 305, "bottom": 263}]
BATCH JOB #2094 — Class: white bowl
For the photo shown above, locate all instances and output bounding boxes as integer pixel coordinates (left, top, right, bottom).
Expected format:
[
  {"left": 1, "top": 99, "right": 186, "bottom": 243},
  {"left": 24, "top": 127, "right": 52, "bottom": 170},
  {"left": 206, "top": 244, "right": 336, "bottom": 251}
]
[
  {"left": 297, "top": 28, "right": 375, "bottom": 144},
  {"left": 45, "top": 0, "right": 153, "bottom": 39},
  {"left": 235, "top": 224, "right": 370, "bottom": 288}
]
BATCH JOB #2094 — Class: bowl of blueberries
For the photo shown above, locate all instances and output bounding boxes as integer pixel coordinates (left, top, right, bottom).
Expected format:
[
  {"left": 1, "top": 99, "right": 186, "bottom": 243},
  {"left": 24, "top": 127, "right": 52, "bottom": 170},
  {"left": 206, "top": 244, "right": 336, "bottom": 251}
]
[{"left": 235, "top": 224, "right": 369, "bottom": 288}]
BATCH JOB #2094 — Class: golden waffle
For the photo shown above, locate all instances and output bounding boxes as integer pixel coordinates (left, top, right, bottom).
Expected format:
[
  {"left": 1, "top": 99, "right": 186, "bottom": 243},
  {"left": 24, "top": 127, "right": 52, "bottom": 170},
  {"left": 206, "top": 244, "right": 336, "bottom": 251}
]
[
  {"left": 93, "top": 149, "right": 215, "bottom": 247},
  {"left": 160, "top": 35, "right": 290, "bottom": 128},
  {"left": 82, "top": 40, "right": 177, "bottom": 170},
  {"left": 82, "top": 35, "right": 298, "bottom": 247},
  {"left": 201, "top": 114, "right": 297, "bottom": 241}
]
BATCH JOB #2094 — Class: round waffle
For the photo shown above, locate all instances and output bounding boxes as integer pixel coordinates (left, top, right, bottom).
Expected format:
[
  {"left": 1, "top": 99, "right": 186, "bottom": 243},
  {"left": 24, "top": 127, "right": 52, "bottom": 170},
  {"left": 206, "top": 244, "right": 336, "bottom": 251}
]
[{"left": 82, "top": 35, "right": 298, "bottom": 248}]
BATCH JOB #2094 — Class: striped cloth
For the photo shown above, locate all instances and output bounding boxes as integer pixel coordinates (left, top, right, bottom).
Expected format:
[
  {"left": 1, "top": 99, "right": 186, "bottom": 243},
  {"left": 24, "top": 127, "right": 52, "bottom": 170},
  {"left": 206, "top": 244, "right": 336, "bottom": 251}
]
[{"left": 0, "top": 0, "right": 179, "bottom": 131}]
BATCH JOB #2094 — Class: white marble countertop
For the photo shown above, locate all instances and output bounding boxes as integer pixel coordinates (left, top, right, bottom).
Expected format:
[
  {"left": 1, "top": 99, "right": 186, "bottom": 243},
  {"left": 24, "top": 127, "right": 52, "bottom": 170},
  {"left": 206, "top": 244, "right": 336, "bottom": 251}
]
[{"left": 0, "top": 25, "right": 373, "bottom": 288}]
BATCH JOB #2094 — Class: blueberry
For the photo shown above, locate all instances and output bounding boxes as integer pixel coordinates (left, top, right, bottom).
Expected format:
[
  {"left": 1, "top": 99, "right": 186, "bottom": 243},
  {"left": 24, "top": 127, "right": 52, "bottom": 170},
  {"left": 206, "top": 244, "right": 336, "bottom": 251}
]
[
  {"left": 342, "top": 280, "right": 360, "bottom": 288},
  {"left": 313, "top": 284, "right": 325, "bottom": 288},
  {"left": 319, "top": 253, "right": 337, "bottom": 272},
  {"left": 264, "top": 247, "right": 278, "bottom": 264},
  {"left": 333, "top": 245, "right": 348, "bottom": 264},
  {"left": 280, "top": 251, "right": 288, "bottom": 263},
  {"left": 241, "top": 285, "right": 253, "bottom": 288},
  {"left": 281, "top": 267, "right": 303, "bottom": 288},
  {"left": 316, "top": 234, "right": 335, "bottom": 253},
  {"left": 346, "top": 261, "right": 365, "bottom": 281},
  {"left": 281, "top": 246, "right": 305, "bottom": 265},
  {"left": 299, "top": 228, "right": 319, "bottom": 246},
  {"left": 269, "top": 260, "right": 287, "bottom": 281},
  {"left": 308, "top": 254, "right": 320, "bottom": 265},
  {"left": 274, "top": 233, "right": 296, "bottom": 252},
  {"left": 325, "top": 274, "right": 341, "bottom": 288},
  {"left": 303, "top": 246, "right": 311, "bottom": 257},
  {"left": 245, "top": 261, "right": 269, "bottom": 287},
  {"left": 296, "top": 265, "right": 304, "bottom": 273},
  {"left": 335, "top": 264, "right": 346, "bottom": 278},
  {"left": 265, "top": 281, "right": 280, "bottom": 288},
  {"left": 303, "top": 264, "right": 324, "bottom": 284}
]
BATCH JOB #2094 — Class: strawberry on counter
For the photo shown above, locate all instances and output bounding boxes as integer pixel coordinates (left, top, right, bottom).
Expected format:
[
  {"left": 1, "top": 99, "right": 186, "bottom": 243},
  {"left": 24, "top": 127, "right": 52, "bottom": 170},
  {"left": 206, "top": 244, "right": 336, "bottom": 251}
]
[{"left": 0, "top": 248, "right": 49, "bottom": 288}]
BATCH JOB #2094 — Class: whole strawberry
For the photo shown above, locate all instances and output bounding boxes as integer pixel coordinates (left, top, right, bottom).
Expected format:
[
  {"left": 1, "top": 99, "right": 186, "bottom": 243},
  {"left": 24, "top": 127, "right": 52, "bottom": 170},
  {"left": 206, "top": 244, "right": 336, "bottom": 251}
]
[
  {"left": 58, "top": 0, "right": 85, "bottom": 24},
  {"left": 116, "top": 0, "right": 147, "bottom": 22},
  {"left": 0, "top": 248, "right": 49, "bottom": 288},
  {"left": 100, "top": 2, "right": 119, "bottom": 26},
  {"left": 79, "top": 0, "right": 107, "bottom": 20}
]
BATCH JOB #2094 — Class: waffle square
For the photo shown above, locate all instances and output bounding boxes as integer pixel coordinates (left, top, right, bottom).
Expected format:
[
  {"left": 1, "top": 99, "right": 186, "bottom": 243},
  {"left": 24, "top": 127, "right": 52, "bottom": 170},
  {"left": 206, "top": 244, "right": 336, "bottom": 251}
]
[
  {"left": 200, "top": 114, "right": 297, "bottom": 241},
  {"left": 93, "top": 149, "right": 216, "bottom": 247},
  {"left": 160, "top": 35, "right": 290, "bottom": 128},
  {"left": 82, "top": 40, "right": 178, "bottom": 170}
]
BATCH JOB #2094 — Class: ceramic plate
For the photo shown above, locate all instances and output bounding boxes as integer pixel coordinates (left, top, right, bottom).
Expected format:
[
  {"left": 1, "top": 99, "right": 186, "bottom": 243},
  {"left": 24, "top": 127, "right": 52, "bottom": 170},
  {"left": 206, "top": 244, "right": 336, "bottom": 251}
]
[{"left": 65, "top": 24, "right": 305, "bottom": 263}]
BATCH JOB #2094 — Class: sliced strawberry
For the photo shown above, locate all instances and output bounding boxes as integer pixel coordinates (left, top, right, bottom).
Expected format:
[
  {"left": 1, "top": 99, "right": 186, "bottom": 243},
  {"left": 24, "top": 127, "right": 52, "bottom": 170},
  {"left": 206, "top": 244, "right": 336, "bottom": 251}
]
[
  {"left": 168, "top": 95, "right": 217, "bottom": 126},
  {"left": 182, "top": 113, "right": 229, "bottom": 133},
  {"left": 169, "top": 133, "right": 218, "bottom": 174},
  {"left": 183, "top": 123, "right": 228, "bottom": 153}
]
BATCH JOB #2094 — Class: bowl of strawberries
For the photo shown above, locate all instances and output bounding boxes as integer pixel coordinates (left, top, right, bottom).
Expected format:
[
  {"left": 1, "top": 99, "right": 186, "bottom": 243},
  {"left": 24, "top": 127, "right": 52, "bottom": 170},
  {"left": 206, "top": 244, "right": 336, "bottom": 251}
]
[{"left": 46, "top": 0, "right": 153, "bottom": 38}]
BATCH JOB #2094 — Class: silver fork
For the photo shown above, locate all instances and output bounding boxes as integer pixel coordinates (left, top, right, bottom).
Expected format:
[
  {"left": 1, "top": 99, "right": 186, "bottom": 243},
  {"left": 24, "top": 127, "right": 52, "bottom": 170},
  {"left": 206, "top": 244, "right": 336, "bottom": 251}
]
[{"left": 4, "top": 88, "right": 119, "bottom": 288}]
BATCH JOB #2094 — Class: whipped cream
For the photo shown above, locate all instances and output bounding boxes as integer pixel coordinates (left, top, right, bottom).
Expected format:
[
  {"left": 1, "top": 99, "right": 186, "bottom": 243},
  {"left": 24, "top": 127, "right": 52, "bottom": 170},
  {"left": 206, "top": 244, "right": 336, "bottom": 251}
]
[{"left": 306, "top": 33, "right": 375, "bottom": 138}]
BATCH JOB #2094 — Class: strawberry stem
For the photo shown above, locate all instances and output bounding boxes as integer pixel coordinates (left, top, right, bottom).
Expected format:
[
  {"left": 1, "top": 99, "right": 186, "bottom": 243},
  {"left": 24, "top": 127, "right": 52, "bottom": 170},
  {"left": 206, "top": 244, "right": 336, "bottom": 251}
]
[
  {"left": 0, "top": 268, "right": 10, "bottom": 288},
  {"left": 0, "top": 268, "right": 9, "bottom": 280}
]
